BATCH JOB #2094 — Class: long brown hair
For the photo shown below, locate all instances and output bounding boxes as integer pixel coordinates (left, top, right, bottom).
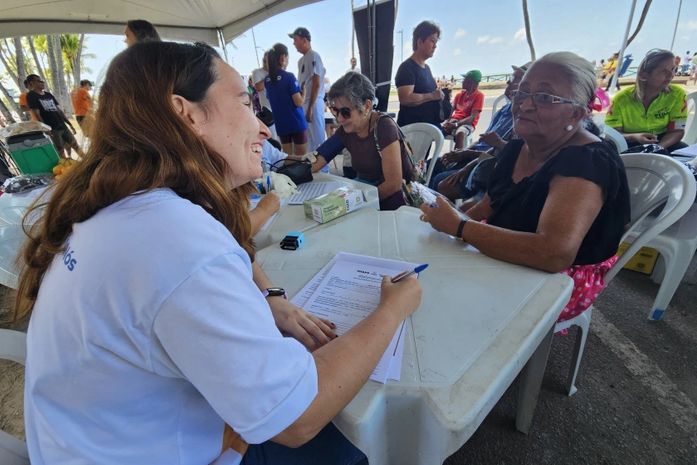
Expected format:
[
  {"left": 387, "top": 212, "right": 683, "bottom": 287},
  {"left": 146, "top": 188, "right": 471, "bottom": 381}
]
[{"left": 15, "top": 41, "right": 255, "bottom": 321}]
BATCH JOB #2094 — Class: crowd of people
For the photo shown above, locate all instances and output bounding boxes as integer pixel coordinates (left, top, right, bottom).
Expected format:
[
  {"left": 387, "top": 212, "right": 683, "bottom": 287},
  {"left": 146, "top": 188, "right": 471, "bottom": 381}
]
[{"left": 8, "top": 15, "right": 696, "bottom": 465}]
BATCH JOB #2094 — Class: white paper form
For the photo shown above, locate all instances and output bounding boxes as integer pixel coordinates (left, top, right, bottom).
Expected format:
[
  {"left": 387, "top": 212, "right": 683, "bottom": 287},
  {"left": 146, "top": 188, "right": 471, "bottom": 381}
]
[
  {"left": 292, "top": 253, "right": 419, "bottom": 383},
  {"left": 287, "top": 182, "right": 345, "bottom": 204}
]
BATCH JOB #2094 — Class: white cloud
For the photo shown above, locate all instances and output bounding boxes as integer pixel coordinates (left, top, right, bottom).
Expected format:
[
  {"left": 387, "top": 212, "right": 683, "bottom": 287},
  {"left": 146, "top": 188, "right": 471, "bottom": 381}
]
[
  {"left": 453, "top": 48, "right": 461, "bottom": 56},
  {"left": 454, "top": 28, "right": 466, "bottom": 39},
  {"left": 514, "top": 28, "right": 526, "bottom": 42},
  {"left": 476, "top": 35, "right": 504, "bottom": 45},
  {"left": 683, "top": 20, "right": 697, "bottom": 31}
]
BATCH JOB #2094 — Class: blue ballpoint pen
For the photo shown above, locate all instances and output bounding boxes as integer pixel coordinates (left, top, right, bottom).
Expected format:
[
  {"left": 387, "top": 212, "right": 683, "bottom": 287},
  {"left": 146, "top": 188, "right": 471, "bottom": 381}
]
[
  {"left": 266, "top": 174, "right": 271, "bottom": 193},
  {"left": 391, "top": 264, "right": 429, "bottom": 283}
]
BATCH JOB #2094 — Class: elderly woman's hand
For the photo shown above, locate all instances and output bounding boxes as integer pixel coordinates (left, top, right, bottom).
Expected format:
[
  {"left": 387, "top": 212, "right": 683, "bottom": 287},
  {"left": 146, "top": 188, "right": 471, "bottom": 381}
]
[{"left": 419, "top": 196, "right": 463, "bottom": 237}]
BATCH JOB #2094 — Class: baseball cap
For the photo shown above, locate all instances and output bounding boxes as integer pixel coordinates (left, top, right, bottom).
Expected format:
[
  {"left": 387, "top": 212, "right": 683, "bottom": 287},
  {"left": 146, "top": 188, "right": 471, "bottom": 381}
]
[
  {"left": 288, "top": 27, "right": 311, "bottom": 41},
  {"left": 462, "top": 69, "right": 482, "bottom": 83},
  {"left": 511, "top": 61, "right": 532, "bottom": 73}
]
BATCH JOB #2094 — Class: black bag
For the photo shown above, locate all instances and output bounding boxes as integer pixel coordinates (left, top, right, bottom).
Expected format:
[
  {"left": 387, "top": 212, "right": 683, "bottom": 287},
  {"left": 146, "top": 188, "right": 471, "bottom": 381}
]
[
  {"left": 621, "top": 143, "right": 670, "bottom": 155},
  {"left": 256, "top": 106, "right": 274, "bottom": 127},
  {"left": 272, "top": 159, "right": 313, "bottom": 185},
  {"left": 439, "top": 87, "right": 453, "bottom": 123}
]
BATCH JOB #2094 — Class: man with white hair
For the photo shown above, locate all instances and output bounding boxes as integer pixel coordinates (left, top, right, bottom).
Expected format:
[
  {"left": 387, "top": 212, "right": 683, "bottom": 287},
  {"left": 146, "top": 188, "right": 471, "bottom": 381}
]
[{"left": 290, "top": 27, "right": 327, "bottom": 151}]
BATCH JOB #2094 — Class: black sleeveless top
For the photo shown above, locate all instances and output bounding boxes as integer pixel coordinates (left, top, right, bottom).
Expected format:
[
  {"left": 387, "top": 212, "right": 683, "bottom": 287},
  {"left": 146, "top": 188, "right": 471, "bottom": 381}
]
[{"left": 487, "top": 139, "right": 631, "bottom": 265}]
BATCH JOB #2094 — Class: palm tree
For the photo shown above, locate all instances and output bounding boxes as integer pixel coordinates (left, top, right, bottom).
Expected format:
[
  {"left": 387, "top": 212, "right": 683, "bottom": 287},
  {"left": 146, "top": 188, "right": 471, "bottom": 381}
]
[
  {"left": 522, "top": 0, "right": 536, "bottom": 61},
  {"left": 60, "top": 34, "right": 84, "bottom": 89}
]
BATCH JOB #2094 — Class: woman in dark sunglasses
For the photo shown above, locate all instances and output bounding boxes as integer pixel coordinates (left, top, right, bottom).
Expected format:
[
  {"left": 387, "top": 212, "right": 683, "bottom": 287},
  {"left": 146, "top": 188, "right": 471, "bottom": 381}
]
[
  {"left": 421, "top": 52, "right": 631, "bottom": 326},
  {"left": 310, "top": 72, "right": 415, "bottom": 210}
]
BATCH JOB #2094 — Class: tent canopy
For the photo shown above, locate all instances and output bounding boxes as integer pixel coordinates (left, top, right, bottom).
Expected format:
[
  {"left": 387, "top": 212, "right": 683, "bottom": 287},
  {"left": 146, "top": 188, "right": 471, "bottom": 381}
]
[{"left": 0, "top": 0, "right": 322, "bottom": 44}]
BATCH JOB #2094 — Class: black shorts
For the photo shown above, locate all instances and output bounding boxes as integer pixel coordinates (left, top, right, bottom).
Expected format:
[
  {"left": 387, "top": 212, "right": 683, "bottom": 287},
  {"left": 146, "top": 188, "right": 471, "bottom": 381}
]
[
  {"left": 50, "top": 128, "right": 77, "bottom": 152},
  {"left": 279, "top": 131, "right": 308, "bottom": 145}
]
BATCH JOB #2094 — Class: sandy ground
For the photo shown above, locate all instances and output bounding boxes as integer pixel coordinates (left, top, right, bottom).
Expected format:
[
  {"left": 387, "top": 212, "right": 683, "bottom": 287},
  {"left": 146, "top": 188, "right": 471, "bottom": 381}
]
[{"left": 0, "top": 286, "right": 25, "bottom": 441}]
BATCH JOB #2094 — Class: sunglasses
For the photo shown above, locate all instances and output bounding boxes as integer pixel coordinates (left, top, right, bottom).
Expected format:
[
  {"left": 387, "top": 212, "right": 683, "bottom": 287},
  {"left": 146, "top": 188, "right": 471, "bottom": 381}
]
[
  {"left": 330, "top": 106, "right": 353, "bottom": 119},
  {"left": 510, "top": 90, "right": 578, "bottom": 106}
]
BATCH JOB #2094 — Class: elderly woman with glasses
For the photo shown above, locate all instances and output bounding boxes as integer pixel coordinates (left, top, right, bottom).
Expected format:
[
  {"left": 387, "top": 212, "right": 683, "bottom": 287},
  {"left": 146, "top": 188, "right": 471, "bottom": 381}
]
[
  {"left": 310, "top": 72, "right": 415, "bottom": 210},
  {"left": 420, "top": 52, "right": 631, "bottom": 324},
  {"left": 605, "top": 49, "right": 688, "bottom": 152}
]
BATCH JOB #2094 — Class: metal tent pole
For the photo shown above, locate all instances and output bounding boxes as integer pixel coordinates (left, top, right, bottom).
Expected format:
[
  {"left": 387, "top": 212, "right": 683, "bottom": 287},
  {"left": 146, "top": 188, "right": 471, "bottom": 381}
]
[{"left": 610, "top": 0, "right": 638, "bottom": 93}]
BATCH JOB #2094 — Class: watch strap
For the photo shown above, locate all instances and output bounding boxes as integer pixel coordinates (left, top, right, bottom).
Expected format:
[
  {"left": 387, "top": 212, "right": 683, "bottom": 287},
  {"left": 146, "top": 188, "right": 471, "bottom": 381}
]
[{"left": 456, "top": 217, "right": 469, "bottom": 240}]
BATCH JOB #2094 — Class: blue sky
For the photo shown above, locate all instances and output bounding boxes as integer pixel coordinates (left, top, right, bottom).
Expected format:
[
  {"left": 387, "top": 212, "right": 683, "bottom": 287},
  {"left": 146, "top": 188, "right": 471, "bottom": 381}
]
[{"left": 17, "top": 0, "right": 697, "bottom": 87}]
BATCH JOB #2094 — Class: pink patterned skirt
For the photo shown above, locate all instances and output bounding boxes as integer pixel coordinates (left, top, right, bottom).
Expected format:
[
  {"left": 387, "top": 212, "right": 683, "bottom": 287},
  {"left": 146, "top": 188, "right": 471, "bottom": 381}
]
[{"left": 557, "top": 255, "right": 618, "bottom": 324}]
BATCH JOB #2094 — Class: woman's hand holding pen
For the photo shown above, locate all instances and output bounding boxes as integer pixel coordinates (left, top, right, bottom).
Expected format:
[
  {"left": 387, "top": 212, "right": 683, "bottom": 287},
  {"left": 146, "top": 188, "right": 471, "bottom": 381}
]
[{"left": 377, "top": 275, "right": 422, "bottom": 322}]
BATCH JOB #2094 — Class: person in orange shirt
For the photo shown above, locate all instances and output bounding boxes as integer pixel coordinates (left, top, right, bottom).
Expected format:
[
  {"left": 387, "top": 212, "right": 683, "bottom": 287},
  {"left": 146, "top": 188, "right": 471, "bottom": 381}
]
[
  {"left": 19, "top": 77, "right": 35, "bottom": 120},
  {"left": 71, "top": 80, "right": 93, "bottom": 130}
]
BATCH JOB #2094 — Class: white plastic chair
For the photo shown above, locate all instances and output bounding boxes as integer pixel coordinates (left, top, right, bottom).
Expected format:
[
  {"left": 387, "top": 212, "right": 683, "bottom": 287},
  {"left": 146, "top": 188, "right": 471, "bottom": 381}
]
[
  {"left": 490, "top": 93, "right": 507, "bottom": 117},
  {"left": 557, "top": 153, "right": 696, "bottom": 396},
  {"left": 602, "top": 125, "right": 628, "bottom": 153},
  {"left": 682, "top": 91, "right": 697, "bottom": 145},
  {"left": 644, "top": 204, "right": 697, "bottom": 320},
  {"left": 401, "top": 123, "right": 444, "bottom": 186},
  {"left": 0, "top": 328, "right": 29, "bottom": 464}
]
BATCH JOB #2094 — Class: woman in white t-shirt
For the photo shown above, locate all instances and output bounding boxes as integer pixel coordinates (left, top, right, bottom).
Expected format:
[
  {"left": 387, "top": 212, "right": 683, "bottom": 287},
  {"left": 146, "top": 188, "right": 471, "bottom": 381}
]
[{"left": 17, "top": 41, "right": 421, "bottom": 465}]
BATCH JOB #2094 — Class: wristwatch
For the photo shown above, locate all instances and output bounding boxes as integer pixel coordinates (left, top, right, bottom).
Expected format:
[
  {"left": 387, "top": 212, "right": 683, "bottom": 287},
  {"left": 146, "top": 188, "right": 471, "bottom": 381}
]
[{"left": 263, "top": 287, "right": 287, "bottom": 299}]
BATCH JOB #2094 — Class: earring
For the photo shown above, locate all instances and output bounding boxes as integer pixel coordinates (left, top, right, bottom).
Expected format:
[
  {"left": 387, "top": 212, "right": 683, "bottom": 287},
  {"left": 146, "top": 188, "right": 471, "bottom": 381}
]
[{"left": 565, "top": 124, "right": 573, "bottom": 132}]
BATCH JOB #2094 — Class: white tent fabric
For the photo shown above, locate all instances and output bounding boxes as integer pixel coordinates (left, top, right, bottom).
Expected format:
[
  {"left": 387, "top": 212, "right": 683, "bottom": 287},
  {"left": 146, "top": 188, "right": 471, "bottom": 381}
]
[{"left": 0, "top": 0, "right": 322, "bottom": 44}]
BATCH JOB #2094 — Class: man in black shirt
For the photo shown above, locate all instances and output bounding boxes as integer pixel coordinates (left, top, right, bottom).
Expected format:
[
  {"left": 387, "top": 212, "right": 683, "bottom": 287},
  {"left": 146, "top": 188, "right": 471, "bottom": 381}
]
[
  {"left": 26, "top": 74, "right": 84, "bottom": 158},
  {"left": 395, "top": 21, "right": 444, "bottom": 127}
]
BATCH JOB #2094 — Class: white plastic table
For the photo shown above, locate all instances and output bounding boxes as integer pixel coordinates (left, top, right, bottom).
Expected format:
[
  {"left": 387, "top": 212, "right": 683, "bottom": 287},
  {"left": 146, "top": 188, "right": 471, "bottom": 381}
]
[
  {"left": 256, "top": 207, "right": 573, "bottom": 465},
  {"left": 0, "top": 186, "right": 48, "bottom": 289},
  {"left": 254, "top": 172, "right": 379, "bottom": 249},
  {"left": 0, "top": 175, "right": 378, "bottom": 289}
]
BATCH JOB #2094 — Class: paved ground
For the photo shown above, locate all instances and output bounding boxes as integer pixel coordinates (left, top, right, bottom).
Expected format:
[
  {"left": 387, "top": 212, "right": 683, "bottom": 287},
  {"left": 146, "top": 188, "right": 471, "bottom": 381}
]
[
  {"left": 1, "top": 266, "right": 695, "bottom": 464},
  {"left": 444, "top": 266, "right": 697, "bottom": 465}
]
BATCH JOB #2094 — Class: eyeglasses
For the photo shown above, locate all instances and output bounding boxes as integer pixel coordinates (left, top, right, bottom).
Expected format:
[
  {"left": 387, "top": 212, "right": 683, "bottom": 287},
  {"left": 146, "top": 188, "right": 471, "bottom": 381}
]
[
  {"left": 330, "top": 106, "right": 353, "bottom": 119},
  {"left": 510, "top": 90, "right": 578, "bottom": 106}
]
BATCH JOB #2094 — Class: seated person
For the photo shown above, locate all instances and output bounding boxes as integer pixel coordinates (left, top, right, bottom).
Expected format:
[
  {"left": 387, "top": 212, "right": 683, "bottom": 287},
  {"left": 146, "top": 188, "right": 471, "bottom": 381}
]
[
  {"left": 310, "top": 72, "right": 416, "bottom": 210},
  {"left": 430, "top": 63, "right": 530, "bottom": 197},
  {"left": 420, "top": 52, "right": 631, "bottom": 324},
  {"left": 441, "top": 69, "right": 484, "bottom": 149},
  {"left": 605, "top": 49, "right": 688, "bottom": 153},
  {"left": 18, "top": 41, "right": 422, "bottom": 464}
]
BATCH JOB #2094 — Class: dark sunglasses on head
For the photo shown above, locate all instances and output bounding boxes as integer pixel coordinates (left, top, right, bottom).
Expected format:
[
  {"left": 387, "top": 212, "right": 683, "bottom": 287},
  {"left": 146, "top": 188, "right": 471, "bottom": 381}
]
[{"left": 330, "top": 106, "right": 352, "bottom": 119}]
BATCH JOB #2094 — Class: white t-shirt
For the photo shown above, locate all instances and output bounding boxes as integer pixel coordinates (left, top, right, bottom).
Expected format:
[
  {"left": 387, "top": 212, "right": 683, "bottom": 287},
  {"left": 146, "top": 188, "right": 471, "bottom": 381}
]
[
  {"left": 298, "top": 49, "right": 326, "bottom": 104},
  {"left": 251, "top": 67, "right": 271, "bottom": 110},
  {"left": 24, "top": 189, "right": 317, "bottom": 465},
  {"left": 262, "top": 140, "right": 288, "bottom": 169}
]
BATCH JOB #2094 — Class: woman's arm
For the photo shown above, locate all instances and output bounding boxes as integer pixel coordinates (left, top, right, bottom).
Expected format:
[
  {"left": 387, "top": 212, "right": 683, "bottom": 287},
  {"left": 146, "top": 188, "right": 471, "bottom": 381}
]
[
  {"left": 292, "top": 91, "right": 304, "bottom": 108},
  {"left": 422, "top": 175, "right": 604, "bottom": 272},
  {"left": 310, "top": 133, "right": 345, "bottom": 172},
  {"left": 464, "top": 193, "right": 493, "bottom": 221},
  {"left": 397, "top": 85, "right": 443, "bottom": 107},
  {"left": 658, "top": 129, "right": 685, "bottom": 150},
  {"left": 248, "top": 192, "right": 280, "bottom": 235},
  {"left": 273, "top": 275, "right": 422, "bottom": 447},
  {"left": 377, "top": 140, "right": 404, "bottom": 198},
  {"left": 252, "top": 261, "right": 336, "bottom": 350}
]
